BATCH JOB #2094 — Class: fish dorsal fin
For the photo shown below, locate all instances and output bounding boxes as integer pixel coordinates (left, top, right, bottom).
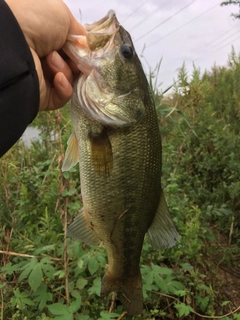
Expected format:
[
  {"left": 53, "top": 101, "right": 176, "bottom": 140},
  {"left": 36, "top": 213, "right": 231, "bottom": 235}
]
[
  {"left": 62, "top": 132, "right": 79, "bottom": 172},
  {"left": 147, "top": 191, "right": 179, "bottom": 250},
  {"left": 67, "top": 209, "right": 101, "bottom": 246}
]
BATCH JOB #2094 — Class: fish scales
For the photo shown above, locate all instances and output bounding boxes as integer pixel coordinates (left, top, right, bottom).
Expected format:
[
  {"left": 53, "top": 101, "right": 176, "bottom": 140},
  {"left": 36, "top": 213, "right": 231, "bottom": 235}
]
[
  {"left": 71, "top": 95, "right": 161, "bottom": 269},
  {"left": 62, "top": 10, "right": 178, "bottom": 315}
]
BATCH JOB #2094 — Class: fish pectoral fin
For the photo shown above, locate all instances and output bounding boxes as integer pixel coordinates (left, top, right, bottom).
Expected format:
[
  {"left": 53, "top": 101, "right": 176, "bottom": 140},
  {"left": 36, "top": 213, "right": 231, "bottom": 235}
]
[
  {"left": 67, "top": 209, "right": 101, "bottom": 246},
  {"left": 62, "top": 132, "right": 79, "bottom": 172},
  {"left": 147, "top": 190, "right": 179, "bottom": 250},
  {"left": 89, "top": 128, "right": 113, "bottom": 176}
]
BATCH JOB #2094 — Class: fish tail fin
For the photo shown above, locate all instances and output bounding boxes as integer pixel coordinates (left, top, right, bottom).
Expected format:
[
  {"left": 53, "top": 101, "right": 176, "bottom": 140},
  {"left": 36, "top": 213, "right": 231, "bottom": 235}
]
[{"left": 101, "top": 271, "right": 143, "bottom": 315}]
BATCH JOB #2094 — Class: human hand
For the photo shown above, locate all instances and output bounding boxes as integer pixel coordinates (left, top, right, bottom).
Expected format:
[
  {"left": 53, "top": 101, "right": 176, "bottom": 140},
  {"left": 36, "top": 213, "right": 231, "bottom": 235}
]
[{"left": 5, "top": 0, "right": 86, "bottom": 111}]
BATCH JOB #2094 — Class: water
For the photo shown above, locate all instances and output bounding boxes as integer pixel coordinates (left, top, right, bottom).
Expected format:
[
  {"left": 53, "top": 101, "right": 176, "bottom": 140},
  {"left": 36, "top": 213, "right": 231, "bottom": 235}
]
[{"left": 21, "top": 126, "right": 41, "bottom": 147}]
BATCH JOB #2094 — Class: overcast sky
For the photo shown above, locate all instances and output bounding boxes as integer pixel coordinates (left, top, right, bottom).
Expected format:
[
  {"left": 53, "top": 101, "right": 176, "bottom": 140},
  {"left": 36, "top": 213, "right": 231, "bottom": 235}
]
[{"left": 64, "top": 0, "right": 240, "bottom": 91}]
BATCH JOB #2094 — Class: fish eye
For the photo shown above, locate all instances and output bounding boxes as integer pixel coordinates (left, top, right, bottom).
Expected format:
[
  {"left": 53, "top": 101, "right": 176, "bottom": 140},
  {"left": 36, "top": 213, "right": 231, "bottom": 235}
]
[{"left": 120, "top": 44, "right": 133, "bottom": 60}]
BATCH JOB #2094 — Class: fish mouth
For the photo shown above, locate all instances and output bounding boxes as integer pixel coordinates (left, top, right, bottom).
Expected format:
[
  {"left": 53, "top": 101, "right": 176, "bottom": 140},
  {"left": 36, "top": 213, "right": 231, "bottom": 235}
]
[
  {"left": 84, "top": 10, "right": 119, "bottom": 51},
  {"left": 63, "top": 10, "right": 120, "bottom": 75},
  {"left": 65, "top": 10, "right": 119, "bottom": 52}
]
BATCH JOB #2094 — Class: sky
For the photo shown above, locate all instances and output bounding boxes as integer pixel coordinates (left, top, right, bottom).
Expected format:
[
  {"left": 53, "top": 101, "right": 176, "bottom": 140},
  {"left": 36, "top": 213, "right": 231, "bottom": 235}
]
[{"left": 64, "top": 0, "right": 240, "bottom": 92}]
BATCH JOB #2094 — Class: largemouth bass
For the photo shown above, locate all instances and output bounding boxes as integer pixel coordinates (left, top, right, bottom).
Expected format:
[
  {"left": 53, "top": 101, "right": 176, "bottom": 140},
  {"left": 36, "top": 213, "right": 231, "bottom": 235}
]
[{"left": 62, "top": 10, "right": 178, "bottom": 315}]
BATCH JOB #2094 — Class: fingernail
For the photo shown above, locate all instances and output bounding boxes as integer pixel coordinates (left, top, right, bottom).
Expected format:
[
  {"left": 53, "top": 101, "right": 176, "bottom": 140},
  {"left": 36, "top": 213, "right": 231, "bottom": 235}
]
[
  {"left": 59, "top": 73, "right": 69, "bottom": 89},
  {"left": 52, "top": 51, "right": 65, "bottom": 69}
]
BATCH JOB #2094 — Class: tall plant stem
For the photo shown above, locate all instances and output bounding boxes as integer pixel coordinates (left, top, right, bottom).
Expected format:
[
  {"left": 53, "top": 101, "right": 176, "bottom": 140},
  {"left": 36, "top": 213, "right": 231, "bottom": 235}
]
[{"left": 55, "top": 110, "right": 70, "bottom": 306}]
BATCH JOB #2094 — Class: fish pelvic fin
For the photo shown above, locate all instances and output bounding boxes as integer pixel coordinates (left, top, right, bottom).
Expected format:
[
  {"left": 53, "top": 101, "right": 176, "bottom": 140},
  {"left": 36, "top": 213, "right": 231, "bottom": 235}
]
[
  {"left": 101, "top": 271, "right": 143, "bottom": 315},
  {"left": 67, "top": 209, "right": 101, "bottom": 246},
  {"left": 89, "top": 128, "right": 113, "bottom": 176},
  {"left": 62, "top": 132, "right": 79, "bottom": 172},
  {"left": 147, "top": 190, "right": 179, "bottom": 250}
]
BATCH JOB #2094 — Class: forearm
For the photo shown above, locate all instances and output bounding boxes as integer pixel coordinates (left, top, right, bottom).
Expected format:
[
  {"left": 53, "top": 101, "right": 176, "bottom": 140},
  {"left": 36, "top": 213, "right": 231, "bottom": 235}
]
[{"left": 0, "top": 0, "right": 39, "bottom": 157}]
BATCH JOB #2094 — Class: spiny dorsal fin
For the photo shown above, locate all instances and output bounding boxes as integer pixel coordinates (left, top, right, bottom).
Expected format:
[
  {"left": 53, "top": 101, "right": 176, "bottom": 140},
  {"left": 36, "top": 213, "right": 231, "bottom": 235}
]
[
  {"left": 89, "top": 128, "right": 113, "bottom": 176},
  {"left": 67, "top": 209, "right": 101, "bottom": 246},
  {"left": 62, "top": 132, "right": 79, "bottom": 172},
  {"left": 147, "top": 190, "right": 179, "bottom": 250}
]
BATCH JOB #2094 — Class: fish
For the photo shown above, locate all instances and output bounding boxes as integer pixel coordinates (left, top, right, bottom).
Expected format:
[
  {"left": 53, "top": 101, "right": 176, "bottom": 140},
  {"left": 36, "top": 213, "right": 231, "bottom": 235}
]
[{"left": 62, "top": 10, "right": 178, "bottom": 315}]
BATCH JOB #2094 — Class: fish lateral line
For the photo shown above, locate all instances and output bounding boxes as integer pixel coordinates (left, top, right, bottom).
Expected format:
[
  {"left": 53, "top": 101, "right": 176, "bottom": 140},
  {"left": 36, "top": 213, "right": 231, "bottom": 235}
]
[
  {"left": 117, "top": 209, "right": 128, "bottom": 220},
  {"left": 110, "top": 209, "right": 129, "bottom": 241},
  {"left": 122, "top": 292, "right": 131, "bottom": 303},
  {"left": 108, "top": 209, "right": 129, "bottom": 261}
]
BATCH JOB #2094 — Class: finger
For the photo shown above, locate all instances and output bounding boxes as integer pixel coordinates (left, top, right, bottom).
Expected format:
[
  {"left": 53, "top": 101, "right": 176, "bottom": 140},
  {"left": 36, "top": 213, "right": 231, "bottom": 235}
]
[
  {"left": 58, "top": 49, "right": 81, "bottom": 75},
  {"left": 46, "top": 51, "right": 74, "bottom": 85},
  {"left": 40, "top": 72, "right": 72, "bottom": 111},
  {"left": 67, "top": 58, "right": 80, "bottom": 75}
]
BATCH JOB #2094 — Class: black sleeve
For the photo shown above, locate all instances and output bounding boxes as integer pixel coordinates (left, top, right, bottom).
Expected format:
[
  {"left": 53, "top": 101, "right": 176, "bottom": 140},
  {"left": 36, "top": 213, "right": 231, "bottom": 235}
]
[{"left": 0, "top": 0, "right": 40, "bottom": 157}]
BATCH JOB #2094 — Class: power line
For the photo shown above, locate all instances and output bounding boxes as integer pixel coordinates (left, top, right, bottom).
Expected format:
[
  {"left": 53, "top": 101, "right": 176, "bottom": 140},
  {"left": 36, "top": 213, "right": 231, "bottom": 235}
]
[
  {"left": 185, "top": 27, "right": 240, "bottom": 65},
  {"left": 121, "top": 0, "right": 149, "bottom": 23},
  {"left": 210, "top": 30, "right": 240, "bottom": 47},
  {"left": 130, "top": 0, "right": 172, "bottom": 32},
  {"left": 204, "top": 27, "right": 234, "bottom": 46},
  {"left": 135, "top": 1, "right": 196, "bottom": 42},
  {"left": 209, "top": 34, "right": 240, "bottom": 54},
  {"left": 147, "top": 3, "right": 218, "bottom": 48},
  {"left": 183, "top": 32, "right": 240, "bottom": 69}
]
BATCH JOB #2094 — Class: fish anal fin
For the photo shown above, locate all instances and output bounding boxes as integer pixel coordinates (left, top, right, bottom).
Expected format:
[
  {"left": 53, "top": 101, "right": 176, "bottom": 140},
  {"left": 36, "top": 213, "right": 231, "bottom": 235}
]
[
  {"left": 89, "top": 129, "right": 113, "bottom": 176},
  {"left": 67, "top": 209, "right": 101, "bottom": 246},
  {"left": 62, "top": 132, "right": 79, "bottom": 172},
  {"left": 101, "top": 270, "right": 143, "bottom": 315},
  {"left": 148, "top": 190, "right": 179, "bottom": 250}
]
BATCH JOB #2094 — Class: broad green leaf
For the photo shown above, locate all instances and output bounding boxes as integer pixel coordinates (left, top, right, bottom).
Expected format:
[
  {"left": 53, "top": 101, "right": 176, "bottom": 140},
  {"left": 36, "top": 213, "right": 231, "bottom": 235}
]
[
  {"left": 168, "top": 280, "right": 184, "bottom": 294},
  {"left": 88, "top": 277, "right": 101, "bottom": 297},
  {"left": 33, "top": 283, "right": 52, "bottom": 311},
  {"left": 18, "top": 258, "right": 38, "bottom": 282},
  {"left": 77, "top": 259, "right": 84, "bottom": 269},
  {"left": 67, "top": 202, "right": 81, "bottom": 211},
  {"left": 144, "top": 270, "right": 153, "bottom": 285},
  {"left": 54, "top": 315, "right": 73, "bottom": 320},
  {"left": 142, "top": 283, "right": 155, "bottom": 299},
  {"left": 154, "top": 274, "right": 167, "bottom": 293},
  {"left": 21, "top": 297, "right": 35, "bottom": 306},
  {"left": 63, "top": 171, "right": 70, "bottom": 179},
  {"left": 153, "top": 265, "right": 173, "bottom": 275},
  {"left": 221, "top": 300, "right": 230, "bottom": 306},
  {"left": 198, "top": 296, "right": 210, "bottom": 312},
  {"left": 34, "top": 245, "right": 55, "bottom": 255},
  {"left": 88, "top": 258, "right": 99, "bottom": 275},
  {"left": 174, "top": 290, "right": 187, "bottom": 297},
  {"left": 12, "top": 289, "right": 35, "bottom": 307},
  {"left": 76, "top": 278, "right": 88, "bottom": 289},
  {"left": 29, "top": 262, "right": 43, "bottom": 291},
  {"left": 98, "top": 310, "right": 120, "bottom": 320},
  {"left": 1, "top": 262, "right": 19, "bottom": 275},
  {"left": 96, "top": 253, "right": 106, "bottom": 265},
  {"left": 48, "top": 303, "right": 69, "bottom": 315},
  {"left": 70, "top": 290, "right": 81, "bottom": 299},
  {"left": 76, "top": 315, "right": 91, "bottom": 320},
  {"left": 180, "top": 263, "right": 193, "bottom": 271},
  {"left": 175, "top": 303, "right": 193, "bottom": 317},
  {"left": 62, "top": 188, "right": 76, "bottom": 197},
  {"left": 69, "top": 297, "right": 82, "bottom": 313}
]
